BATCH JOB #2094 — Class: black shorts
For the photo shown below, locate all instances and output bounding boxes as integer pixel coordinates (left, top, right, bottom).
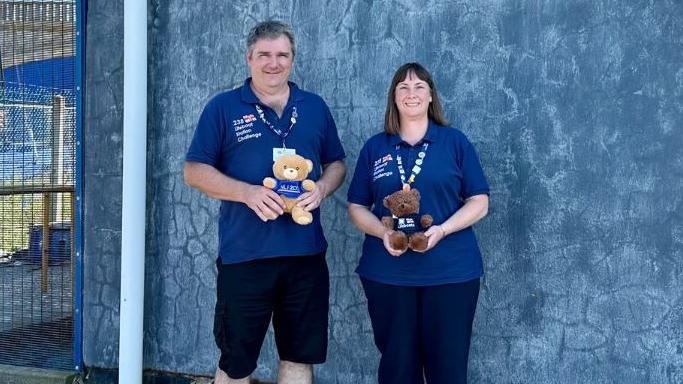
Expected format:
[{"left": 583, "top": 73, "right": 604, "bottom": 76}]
[{"left": 214, "top": 252, "right": 329, "bottom": 379}]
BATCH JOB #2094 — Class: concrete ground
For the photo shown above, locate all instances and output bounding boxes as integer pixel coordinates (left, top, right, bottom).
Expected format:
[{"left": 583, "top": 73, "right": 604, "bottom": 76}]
[{"left": 0, "top": 365, "right": 275, "bottom": 384}]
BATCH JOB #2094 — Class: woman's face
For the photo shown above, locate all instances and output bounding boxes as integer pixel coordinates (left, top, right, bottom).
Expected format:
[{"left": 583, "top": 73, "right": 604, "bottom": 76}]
[{"left": 394, "top": 71, "right": 432, "bottom": 122}]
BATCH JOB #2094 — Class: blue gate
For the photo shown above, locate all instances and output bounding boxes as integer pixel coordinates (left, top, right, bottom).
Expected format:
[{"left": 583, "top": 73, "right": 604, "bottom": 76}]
[{"left": 0, "top": 0, "right": 83, "bottom": 372}]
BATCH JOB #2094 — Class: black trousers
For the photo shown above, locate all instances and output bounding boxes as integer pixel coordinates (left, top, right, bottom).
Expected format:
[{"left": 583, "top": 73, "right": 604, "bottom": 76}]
[{"left": 361, "top": 277, "right": 480, "bottom": 384}]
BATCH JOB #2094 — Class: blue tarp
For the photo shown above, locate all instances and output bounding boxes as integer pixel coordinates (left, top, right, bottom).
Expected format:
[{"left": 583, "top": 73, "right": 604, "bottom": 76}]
[{"left": 3, "top": 57, "right": 75, "bottom": 91}]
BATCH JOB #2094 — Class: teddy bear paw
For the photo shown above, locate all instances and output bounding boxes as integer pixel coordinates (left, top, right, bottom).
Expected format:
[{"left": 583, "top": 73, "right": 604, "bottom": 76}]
[
  {"left": 294, "top": 216, "right": 313, "bottom": 225},
  {"left": 409, "top": 233, "right": 428, "bottom": 252},
  {"left": 292, "top": 210, "right": 312, "bottom": 225}
]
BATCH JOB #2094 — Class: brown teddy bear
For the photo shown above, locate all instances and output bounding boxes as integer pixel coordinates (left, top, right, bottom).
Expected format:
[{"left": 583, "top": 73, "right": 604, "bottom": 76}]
[
  {"left": 263, "top": 154, "right": 316, "bottom": 225},
  {"left": 381, "top": 185, "right": 433, "bottom": 252}
]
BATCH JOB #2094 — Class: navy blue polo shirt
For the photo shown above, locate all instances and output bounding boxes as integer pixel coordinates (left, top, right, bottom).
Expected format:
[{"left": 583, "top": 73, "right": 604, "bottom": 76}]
[
  {"left": 347, "top": 121, "right": 489, "bottom": 286},
  {"left": 186, "top": 78, "right": 346, "bottom": 264}
]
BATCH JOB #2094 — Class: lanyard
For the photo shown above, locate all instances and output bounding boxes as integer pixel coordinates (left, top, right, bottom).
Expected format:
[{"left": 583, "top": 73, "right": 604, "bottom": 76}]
[
  {"left": 395, "top": 142, "right": 429, "bottom": 186},
  {"left": 254, "top": 104, "right": 298, "bottom": 145}
]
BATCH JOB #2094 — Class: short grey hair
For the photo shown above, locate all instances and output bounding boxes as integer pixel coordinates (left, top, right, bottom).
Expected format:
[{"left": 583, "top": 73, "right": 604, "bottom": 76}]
[{"left": 247, "top": 20, "right": 296, "bottom": 56}]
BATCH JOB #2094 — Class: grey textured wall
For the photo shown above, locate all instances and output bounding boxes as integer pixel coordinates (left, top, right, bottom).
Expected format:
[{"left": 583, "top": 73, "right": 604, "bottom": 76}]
[
  {"left": 85, "top": 0, "right": 683, "bottom": 383},
  {"left": 84, "top": 0, "right": 124, "bottom": 368}
]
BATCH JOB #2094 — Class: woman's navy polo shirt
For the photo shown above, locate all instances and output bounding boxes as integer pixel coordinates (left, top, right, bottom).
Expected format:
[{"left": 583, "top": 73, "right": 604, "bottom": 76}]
[
  {"left": 347, "top": 121, "right": 489, "bottom": 286},
  {"left": 186, "top": 78, "right": 346, "bottom": 264}
]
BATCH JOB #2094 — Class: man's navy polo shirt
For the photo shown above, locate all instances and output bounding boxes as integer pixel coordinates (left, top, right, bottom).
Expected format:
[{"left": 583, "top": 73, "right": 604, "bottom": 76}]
[
  {"left": 186, "top": 78, "right": 346, "bottom": 264},
  {"left": 347, "top": 121, "right": 489, "bottom": 286}
]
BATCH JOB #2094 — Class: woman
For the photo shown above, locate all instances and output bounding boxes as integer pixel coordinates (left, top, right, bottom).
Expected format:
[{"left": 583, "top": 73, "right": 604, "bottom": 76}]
[{"left": 347, "top": 63, "right": 490, "bottom": 384}]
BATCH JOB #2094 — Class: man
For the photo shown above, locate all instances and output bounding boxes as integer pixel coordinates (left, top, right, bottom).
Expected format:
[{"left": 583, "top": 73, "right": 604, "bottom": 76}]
[{"left": 184, "top": 21, "right": 346, "bottom": 384}]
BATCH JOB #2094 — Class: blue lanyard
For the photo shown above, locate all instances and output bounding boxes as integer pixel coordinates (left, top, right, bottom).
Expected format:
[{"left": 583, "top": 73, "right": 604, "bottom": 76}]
[
  {"left": 254, "top": 104, "right": 298, "bottom": 145},
  {"left": 395, "top": 142, "right": 429, "bottom": 186}
]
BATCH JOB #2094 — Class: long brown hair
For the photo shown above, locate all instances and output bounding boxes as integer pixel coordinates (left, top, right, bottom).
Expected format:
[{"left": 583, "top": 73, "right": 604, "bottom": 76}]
[{"left": 384, "top": 62, "right": 448, "bottom": 135}]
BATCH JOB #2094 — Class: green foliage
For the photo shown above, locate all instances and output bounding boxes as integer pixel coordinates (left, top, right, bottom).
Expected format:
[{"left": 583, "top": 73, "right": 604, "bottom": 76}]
[
  {"left": 0, "top": 183, "right": 72, "bottom": 253},
  {"left": 0, "top": 193, "right": 42, "bottom": 252}
]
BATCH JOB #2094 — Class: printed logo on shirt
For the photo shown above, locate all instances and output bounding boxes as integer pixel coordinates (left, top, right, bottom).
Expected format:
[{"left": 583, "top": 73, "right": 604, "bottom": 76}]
[
  {"left": 275, "top": 180, "right": 303, "bottom": 198},
  {"left": 372, "top": 153, "right": 394, "bottom": 181},
  {"left": 233, "top": 115, "right": 261, "bottom": 143},
  {"left": 396, "top": 217, "right": 417, "bottom": 231}
]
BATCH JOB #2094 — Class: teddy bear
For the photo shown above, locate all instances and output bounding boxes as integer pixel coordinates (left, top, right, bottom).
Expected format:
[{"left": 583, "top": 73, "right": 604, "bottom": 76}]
[
  {"left": 263, "top": 154, "right": 316, "bottom": 225},
  {"left": 381, "top": 185, "right": 433, "bottom": 252}
]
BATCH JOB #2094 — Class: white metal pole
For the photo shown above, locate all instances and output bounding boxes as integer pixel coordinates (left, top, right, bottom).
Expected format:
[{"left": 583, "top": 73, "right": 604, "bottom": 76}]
[{"left": 120, "top": 0, "right": 147, "bottom": 383}]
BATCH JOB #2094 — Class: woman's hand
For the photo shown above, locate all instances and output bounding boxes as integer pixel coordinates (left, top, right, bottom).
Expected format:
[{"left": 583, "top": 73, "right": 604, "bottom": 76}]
[
  {"left": 416, "top": 224, "right": 447, "bottom": 253},
  {"left": 347, "top": 203, "right": 407, "bottom": 257},
  {"left": 383, "top": 230, "right": 406, "bottom": 257}
]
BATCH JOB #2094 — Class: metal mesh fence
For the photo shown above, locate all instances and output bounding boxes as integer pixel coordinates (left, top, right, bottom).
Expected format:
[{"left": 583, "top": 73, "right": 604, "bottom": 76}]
[{"left": 0, "top": 0, "right": 76, "bottom": 370}]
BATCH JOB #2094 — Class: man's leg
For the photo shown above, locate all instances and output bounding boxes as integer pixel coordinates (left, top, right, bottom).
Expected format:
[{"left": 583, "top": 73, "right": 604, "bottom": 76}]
[
  {"left": 277, "top": 361, "right": 312, "bottom": 384},
  {"left": 215, "top": 367, "right": 249, "bottom": 384},
  {"left": 214, "top": 258, "right": 279, "bottom": 381},
  {"left": 272, "top": 253, "right": 329, "bottom": 384}
]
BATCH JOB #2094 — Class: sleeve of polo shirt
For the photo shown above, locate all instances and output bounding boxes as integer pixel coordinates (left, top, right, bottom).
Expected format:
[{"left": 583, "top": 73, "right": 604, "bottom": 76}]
[
  {"left": 347, "top": 142, "right": 373, "bottom": 207},
  {"left": 320, "top": 103, "right": 346, "bottom": 165},
  {"left": 459, "top": 136, "right": 490, "bottom": 199},
  {"left": 185, "top": 97, "right": 224, "bottom": 166}
]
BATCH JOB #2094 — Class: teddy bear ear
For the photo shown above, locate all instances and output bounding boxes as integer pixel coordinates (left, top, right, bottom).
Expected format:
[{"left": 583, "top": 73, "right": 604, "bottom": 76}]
[
  {"left": 272, "top": 160, "right": 281, "bottom": 175},
  {"left": 383, "top": 195, "right": 390, "bottom": 208},
  {"left": 306, "top": 159, "right": 313, "bottom": 172}
]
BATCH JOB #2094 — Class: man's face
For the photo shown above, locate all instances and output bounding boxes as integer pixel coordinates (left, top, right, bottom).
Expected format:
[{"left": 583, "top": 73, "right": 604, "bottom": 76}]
[{"left": 247, "top": 35, "right": 294, "bottom": 90}]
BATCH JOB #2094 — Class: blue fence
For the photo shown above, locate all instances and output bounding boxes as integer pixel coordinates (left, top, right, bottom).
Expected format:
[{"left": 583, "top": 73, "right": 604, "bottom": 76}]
[{"left": 0, "top": 0, "right": 79, "bottom": 372}]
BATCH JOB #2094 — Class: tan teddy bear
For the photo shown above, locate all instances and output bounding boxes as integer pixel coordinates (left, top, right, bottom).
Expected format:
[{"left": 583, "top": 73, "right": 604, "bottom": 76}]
[
  {"left": 381, "top": 185, "right": 433, "bottom": 252},
  {"left": 263, "top": 154, "right": 316, "bottom": 225}
]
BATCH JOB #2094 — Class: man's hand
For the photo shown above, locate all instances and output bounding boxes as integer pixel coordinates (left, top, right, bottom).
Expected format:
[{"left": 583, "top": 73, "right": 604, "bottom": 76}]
[
  {"left": 296, "top": 160, "right": 346, "bottom": 212},
  {"left": 243, "top": 184, "right": 286, "bottom": 222},
  {"left": 296, "top": 181, "right": 328, "bottom": 212}
]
